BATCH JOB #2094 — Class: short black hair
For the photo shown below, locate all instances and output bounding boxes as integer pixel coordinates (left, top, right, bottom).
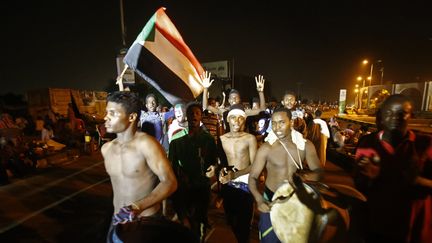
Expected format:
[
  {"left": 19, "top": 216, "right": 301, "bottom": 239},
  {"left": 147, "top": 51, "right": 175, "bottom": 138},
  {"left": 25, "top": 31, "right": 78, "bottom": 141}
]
[
  {"left": 229, "top": 89, "right": 240, "bottom": 97},
  {"left": 107, "top": 91, "right": 141, "bottom": 116},
  {"left": 283, "top": 90, "right": 296, "bottom": 98},
  {"left": 186, "top": 101, "right": 202, "bottom": 115},
  {"left": 380, "top": 94, "right": 412, "bottom": 113},
  {"left": 145, "top": 93, "right": 158, "bottom": 104},
  {"left": 273, "top": 107, "right": 292, "bottom": 120},
  {"left": 315, "top": 109, "right": 322, "bottom": 117}
]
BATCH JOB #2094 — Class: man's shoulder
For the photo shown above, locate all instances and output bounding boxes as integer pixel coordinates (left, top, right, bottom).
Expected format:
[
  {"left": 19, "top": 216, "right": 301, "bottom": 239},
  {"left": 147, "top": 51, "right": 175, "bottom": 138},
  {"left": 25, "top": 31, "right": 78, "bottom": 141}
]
[
  {"left": 136, "top": 132, "right": 160, "bottom": 145},
  {"left": 357, "top": 132, "right": 379, "bottom": 147},
  {"left": 244, "top": 132, "right": 257, "bottom": 140},
  {"left": 258, "top": 142, "right": 273, "bottom": 151},
  {"left": 200, "top": 129, "right": 216, "bottom": 143},
  {"left": 412, "top": 131, "right": 432, "bottom": 152}
]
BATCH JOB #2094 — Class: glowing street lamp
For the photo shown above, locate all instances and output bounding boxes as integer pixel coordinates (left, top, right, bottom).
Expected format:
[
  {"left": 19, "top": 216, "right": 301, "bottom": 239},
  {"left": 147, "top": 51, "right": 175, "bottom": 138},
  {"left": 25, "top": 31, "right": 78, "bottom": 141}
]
[
  {"left": 357, "top": 76, "right": 365, "bottom": 88},
  {"left": 362, "top": 59, "right": 374, "bottom": 86},
  {"left": 362, "top": 59, "right": 384, "bottom": 85}
]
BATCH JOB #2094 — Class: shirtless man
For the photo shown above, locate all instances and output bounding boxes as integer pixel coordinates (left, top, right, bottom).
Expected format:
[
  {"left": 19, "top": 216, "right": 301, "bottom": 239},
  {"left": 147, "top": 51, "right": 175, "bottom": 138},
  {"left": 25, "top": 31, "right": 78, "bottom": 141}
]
[
  {"left": 102, "top": 91, "right": 177, "bottom": 242},
  {"left": 219, "top": 104, "right": 257, "bottom": 243},
  {"left": 249, "top": 107, "right": 323, "bottom": 243}
]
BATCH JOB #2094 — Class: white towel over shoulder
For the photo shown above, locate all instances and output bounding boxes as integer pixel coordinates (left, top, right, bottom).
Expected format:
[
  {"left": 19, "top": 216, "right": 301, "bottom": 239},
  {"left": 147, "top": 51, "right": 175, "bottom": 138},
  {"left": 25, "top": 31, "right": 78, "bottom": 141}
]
[{"left": 264, "top": 129, "right": 306, "bottom": 150}]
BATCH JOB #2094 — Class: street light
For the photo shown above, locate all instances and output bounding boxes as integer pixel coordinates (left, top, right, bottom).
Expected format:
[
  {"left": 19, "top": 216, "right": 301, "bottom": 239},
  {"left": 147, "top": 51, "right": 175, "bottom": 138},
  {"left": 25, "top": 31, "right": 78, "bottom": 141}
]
[
  {"left": 362, "top": 59, "right": 373, "bottom": 86},
  {"left": 357, "top": 76, "right": 365, "bottom": 88},
  {"left": 354, "top": 85, "right": 359, "bottom": 109},
  {"left": 362, "top": 59, "right": 384, "bottom": 85}
]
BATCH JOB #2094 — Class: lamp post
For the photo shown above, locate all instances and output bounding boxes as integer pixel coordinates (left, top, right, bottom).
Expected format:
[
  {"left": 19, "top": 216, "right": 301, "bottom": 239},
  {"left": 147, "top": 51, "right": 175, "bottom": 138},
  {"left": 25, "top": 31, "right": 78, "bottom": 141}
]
[
  {"left": 354, "top": 85, "right": 359, "bottom": 109},
  {"left": 357, "top": 76, "right": 365, "bottom": 88},
  {"left": 362, "top": 59, "right": 373, "bottom": 86},
  {"left": 362, "top": 59, "right": 384, "bottom": 86}
]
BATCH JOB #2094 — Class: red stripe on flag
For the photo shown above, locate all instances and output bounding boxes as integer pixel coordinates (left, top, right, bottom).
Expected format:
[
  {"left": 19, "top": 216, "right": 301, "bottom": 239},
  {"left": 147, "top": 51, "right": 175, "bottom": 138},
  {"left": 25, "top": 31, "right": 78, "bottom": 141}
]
[{"left": 154, "top": 8, "right": 204, "bottom": 77}]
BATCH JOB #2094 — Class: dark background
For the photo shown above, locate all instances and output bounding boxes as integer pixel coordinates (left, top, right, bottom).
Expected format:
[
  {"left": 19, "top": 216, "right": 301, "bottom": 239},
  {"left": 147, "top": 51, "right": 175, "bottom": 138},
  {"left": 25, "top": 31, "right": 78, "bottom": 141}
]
[{"left": 2, "top": 0, "right": 431, "bottom": 102}]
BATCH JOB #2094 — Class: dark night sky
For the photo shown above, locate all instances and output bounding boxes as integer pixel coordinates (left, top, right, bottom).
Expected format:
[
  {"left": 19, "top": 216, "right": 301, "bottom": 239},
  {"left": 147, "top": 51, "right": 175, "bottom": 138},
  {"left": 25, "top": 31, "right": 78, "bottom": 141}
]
[{"left": 2, "top": 1, "right": 431, "bottom": 102}]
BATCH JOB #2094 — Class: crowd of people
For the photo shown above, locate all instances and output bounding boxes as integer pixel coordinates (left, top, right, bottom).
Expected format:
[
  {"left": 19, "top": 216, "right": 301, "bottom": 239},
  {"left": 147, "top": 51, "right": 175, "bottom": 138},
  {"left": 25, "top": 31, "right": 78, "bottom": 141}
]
[
  {"left": 101, "top": 71, "right": 432, "bottom": 243},
  {"left": 2, "top": 70, "right": 429, "bottom": 242},
  {"left": 0, "top": 104, "right": 91, "bottom": 185}
]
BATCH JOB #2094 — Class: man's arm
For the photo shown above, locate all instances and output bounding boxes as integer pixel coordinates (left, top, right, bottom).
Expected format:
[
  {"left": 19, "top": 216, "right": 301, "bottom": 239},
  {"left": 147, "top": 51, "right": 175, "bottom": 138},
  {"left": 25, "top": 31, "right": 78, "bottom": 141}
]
[
  {"left": 304, "top": 140, "right": 323, "bottom": 181},
  {"left": 414, "top": 176, "right": 432, "bottom": 189},
  {"left": 134, "top": 137, "right": 177, "bottom": 211},
  {"left": 200, "top": 71, "right": 214, "bottom": 111},
  {"left": 255, "top": 75, "right": 266, "bottom": 110},
  {"left": 248, "top": 143, "right": 271, "bottom": 212}
]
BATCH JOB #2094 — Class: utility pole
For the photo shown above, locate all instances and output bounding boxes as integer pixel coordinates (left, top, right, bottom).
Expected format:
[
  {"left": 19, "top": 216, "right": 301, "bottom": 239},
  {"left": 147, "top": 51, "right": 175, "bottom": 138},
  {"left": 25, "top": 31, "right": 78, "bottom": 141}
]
[{"left": 119, "top": 0, "right": 127, "bottom": 49}]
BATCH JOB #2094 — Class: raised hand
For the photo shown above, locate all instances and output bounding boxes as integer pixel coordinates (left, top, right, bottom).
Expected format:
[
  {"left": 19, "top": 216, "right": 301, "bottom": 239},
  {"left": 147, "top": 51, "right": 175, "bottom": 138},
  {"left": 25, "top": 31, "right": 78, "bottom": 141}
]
[
  {"left": 200, "top": 71, "right": 215, "bottom": 89},
  {"left": 255, "top": 75, "right": 265, "bottom": 92}
]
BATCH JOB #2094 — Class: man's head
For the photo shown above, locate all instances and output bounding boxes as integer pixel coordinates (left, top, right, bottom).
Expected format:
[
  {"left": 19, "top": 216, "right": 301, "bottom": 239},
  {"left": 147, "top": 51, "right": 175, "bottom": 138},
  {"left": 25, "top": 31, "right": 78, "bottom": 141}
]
[
  {"left": 251, "top": 97, "right": 260, "bottom": 109},
  {"left": 314, "top": 109, "right": 322, "bottom": 118},
  {"left": 105, "top": 91, "right": 141, "bottom": 133},
  {"left": 186, "top": 102, "right": 202, "bottom": 128},
  {"left": 281, "top": 91, "right": 296, "bottom": 109},
  {"left": 228, "top": 89, "right": 241, "bottom": 106},
  {"left": 227, "top": 104, "right": 246, "bottom": 133},
  {"left": 208, "top": 98, "right": 217, "bottom": 108},
  {"left": 271, "top": 107, "right": 292, "bottom": 140},
  {"left": 174, "top": 103, "right": 187, "bottom": 123},
  {"left": 145, "top": 93, "right": 158, "bottom": 112},
  {"left": 379, "top": 94, "right": 413, "bottom": 135}
]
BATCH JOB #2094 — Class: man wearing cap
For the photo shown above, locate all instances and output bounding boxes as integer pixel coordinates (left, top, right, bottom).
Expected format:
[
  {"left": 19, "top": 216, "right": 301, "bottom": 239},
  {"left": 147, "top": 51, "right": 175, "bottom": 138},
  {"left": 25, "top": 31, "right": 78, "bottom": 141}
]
[{"left": 219, "top": 104, "right": 258, "bottom": 243}]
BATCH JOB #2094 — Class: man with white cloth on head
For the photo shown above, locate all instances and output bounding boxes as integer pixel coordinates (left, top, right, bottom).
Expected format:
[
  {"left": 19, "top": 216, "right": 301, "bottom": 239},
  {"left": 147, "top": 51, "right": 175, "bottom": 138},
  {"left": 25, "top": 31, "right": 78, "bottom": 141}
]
[{"left": 219, "top": 104, "right": 258, "bottom": 243}]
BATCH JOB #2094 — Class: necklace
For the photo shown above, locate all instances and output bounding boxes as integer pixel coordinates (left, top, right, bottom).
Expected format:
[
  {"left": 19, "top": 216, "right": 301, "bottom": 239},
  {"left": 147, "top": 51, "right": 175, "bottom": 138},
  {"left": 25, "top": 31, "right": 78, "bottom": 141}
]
[{"left": 278, "top": 139, "right": 303, "bottom": 170}]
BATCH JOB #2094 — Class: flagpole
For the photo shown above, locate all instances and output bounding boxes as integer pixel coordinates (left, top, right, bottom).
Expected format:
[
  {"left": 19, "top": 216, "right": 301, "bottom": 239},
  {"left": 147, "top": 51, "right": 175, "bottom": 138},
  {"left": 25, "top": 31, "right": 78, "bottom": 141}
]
[
  {"left": 119, "top": 0, "right": 126, "bottom": 47},
  {"left": 116, "top": 65, "right": 128, "bottom": 91}
]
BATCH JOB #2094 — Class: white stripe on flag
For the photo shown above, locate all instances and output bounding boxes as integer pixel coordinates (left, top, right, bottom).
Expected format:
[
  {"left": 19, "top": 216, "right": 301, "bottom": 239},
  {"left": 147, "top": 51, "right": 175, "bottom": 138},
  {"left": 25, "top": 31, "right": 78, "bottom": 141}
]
[{"left": 141, "top": 29, "right": 203, "bottom": 98}]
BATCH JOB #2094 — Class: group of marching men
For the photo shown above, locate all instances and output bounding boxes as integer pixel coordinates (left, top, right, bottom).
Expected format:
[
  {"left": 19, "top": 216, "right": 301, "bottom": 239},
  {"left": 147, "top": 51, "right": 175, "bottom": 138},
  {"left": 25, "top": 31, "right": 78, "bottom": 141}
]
[{"left": 102, "top": 71, "right": 431, "bottom": 243}]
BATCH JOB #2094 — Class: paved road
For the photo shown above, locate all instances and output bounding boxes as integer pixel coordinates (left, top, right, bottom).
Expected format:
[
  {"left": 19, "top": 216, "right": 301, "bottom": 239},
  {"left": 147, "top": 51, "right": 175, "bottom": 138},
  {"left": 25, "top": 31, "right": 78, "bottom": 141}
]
[
  {"left": 0, "top": 154, "right": 113, "bottom": 242},
  {"left": 0, "top": 152, "right": 356, "bottom": 243}
]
